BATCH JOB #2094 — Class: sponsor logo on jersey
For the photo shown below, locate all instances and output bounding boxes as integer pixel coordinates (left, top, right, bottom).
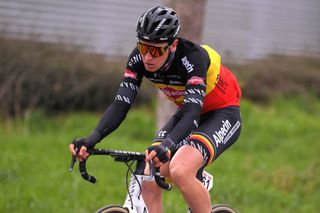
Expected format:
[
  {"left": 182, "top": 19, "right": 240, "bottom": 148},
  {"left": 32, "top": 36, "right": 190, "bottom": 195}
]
[
  {"left": 194, "top": 119, "right": 199, "bottom": 128},
  {"left": 213, "top": 120, "right": 232, "bottom": 147},
  {"left": 157, "top": 130, "right": 167, "bottom": 138},
  {"left": 124, "top": 69, "right": 137, "bottom": 79},
  {"left": 187, "top": 76, "right": 205, "bottom": 85},
  {"left": 128, "top": 54, "right": 142, "bottom": 67},
  {"left": 120, "top": 81, "right": 139, "bottom": 91},
  {"left": 115, "top": 95, "right": 131, "bottom": 104},
  {"left": 160, "top": 87, "right": 185, "bottom": 99},
  {"left": 156, "top": 84, "right": 185, "bottom": 107},
  {"left": 216, "top": 73, "right": 227, "bottom": 94},
  {"left": 181, "top": 56, "right": 194, "bottom": 73}
]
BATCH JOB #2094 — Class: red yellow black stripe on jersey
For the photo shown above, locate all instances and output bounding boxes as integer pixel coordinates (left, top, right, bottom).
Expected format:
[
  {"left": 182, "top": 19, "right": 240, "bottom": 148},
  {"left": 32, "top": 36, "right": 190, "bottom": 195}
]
[
  {"left": 154, "top": 45, "right": 240, "bottom": 112},
  {"left": 190, "top": 133, "right": 215, "bottom": 166},
  {"left": 200, "top": 45, "right": 221, "bottom": 95},
  {"left": 201, "top": 45, "right": 241, "bottom": 112},
  {"left": 155, "top": 45, "right": 221, "bottom": 108}
]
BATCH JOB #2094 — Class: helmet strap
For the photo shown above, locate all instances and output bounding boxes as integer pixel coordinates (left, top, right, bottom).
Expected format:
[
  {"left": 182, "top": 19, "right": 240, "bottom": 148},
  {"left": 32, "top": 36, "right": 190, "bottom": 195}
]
[{"left": 159, "top": 51, "right": 175, "bottom": 72}]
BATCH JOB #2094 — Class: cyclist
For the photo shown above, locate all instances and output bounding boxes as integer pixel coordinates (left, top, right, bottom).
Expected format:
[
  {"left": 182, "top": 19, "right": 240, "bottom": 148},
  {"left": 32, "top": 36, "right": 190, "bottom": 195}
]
[{"left": 69, "top": 6, "right": 242, "bottom": 213}]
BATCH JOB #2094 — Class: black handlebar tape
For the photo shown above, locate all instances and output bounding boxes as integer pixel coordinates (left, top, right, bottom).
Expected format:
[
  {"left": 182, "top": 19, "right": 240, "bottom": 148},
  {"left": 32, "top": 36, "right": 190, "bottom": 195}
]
[
  {"left": 79, "top": 159, "right": 97, "bottom": 184},
  {"left": 68, "top": 155, "right": 76, "bottom": 172},
  {"left": 154, "top": 167, "right": 172, "bottom": 191}
]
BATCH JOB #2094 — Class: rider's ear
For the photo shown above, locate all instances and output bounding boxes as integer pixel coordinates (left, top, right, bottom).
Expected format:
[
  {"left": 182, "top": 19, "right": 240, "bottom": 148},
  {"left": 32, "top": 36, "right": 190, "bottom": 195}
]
[{"left": 170, "top": 39, "right": 179, "bottom": 52}]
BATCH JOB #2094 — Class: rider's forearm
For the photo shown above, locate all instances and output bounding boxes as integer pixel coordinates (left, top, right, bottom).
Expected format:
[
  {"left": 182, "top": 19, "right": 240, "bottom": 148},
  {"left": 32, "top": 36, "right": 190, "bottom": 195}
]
[
  {"left": 168, "top": 103, "right": 202, "bottom": 144},
  {"left": 167, "top": 83, "right": 205, "bottom": 146},
  {"left": 92, "top": 100, "right": 131, "bottom": 142},
  {"left": 153, "top": 108, "right": 183, "bottom": 142},
  {"left": 87, "top": 77, "right": 140, "bottom": 145}
]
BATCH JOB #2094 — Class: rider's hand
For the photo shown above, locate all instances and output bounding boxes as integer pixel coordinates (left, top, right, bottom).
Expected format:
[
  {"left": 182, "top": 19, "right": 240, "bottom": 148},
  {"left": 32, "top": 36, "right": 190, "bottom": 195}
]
[
  {"left": 69, "top": 138, "right": 91, "bottom": 161},
  {"left": 145, "top": 138, "right": 176, "bottom": 167},
  {"left": 69, "top": 131, "right": 100, "bottom": 161}
]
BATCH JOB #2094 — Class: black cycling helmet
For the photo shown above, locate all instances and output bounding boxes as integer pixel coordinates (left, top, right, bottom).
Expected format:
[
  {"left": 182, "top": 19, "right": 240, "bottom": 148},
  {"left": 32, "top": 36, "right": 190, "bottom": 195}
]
[{"left": 136, "top": 6, "right": 180, "bottom": 44}]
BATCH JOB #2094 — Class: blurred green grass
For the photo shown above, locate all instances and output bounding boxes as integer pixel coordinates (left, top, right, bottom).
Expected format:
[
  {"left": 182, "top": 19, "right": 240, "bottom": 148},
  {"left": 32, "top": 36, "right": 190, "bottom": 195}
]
[{"left": 1, "top": 99, "right": 319, "bottom": 212}]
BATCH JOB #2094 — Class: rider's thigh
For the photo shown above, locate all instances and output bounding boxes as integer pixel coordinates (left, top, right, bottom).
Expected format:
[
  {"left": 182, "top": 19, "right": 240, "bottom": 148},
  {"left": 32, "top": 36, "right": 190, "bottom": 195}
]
[{"left": 169, "top": 145, "right": 204, "bottom": 180}]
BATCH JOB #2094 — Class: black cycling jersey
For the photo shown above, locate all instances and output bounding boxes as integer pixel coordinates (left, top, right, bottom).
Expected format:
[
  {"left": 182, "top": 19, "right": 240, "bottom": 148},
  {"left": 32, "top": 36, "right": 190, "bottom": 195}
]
[
  {"left": 93, "top": 38, "right": 207, "bottom": 144},
  {"left": 90, "top": 38, "right": 241, "bottom": 152}
]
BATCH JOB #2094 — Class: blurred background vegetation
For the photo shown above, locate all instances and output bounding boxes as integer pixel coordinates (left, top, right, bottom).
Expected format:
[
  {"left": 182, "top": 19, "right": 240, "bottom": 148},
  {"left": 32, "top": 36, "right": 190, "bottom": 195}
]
[
  {"left": 0, "top": 37, "right": 156, "bottom": 118},
  {"left": 1, "top": 37, "right": 319, "bottom": 118}
]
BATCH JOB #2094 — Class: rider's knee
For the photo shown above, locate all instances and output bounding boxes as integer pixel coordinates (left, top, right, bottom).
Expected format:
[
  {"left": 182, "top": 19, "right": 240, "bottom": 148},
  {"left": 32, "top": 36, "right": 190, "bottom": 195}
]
[{"left": 169, "top": 163, "right": 189, "bottom": 187}]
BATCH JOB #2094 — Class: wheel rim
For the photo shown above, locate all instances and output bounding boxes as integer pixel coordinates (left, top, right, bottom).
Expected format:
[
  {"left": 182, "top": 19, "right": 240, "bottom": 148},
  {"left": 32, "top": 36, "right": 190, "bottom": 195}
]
[
  {"left": 211, "top": 204, "right": 238, "bottom": 213},
  {"left": 95, "top": 205, "right": 129, "bottom": 213}
]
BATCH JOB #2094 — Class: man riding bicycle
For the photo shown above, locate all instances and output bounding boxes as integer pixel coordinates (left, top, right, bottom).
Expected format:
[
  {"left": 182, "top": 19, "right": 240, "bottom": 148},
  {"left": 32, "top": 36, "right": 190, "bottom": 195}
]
[{"left": 69, "top": 6, "right": 242, "bottom": 213}]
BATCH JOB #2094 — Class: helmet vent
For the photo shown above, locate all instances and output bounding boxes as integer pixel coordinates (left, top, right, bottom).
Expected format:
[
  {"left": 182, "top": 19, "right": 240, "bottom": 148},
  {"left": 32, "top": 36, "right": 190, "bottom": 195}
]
[
  {"left": 157, "top": 29, "right": 166, "bottom": 37},
  {"left": 152, "top": 20, "right": 161, "bottom": 32},
  {"left": 158, "top": 10, "right": 167, "bottom": 16},
  {"left": 144, "top": 19, "right": 150, "bottom": 31},
  {"left": 164, "top": 19, "right": 171, "bottom": 25}
]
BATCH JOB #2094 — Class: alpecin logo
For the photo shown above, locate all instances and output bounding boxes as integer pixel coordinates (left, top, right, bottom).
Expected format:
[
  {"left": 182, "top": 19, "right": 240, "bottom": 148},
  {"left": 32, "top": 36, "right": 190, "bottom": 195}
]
[
  {"left": 181, "top": 56, "right": 194, "bottom": 73},
  {"left": 213, "top": 120, "right": 232, "bottom": 147}
]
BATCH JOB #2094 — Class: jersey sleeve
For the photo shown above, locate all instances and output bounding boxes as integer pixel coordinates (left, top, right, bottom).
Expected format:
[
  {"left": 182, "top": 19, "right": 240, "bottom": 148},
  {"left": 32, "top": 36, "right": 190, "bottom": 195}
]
[
  {"left": 90, "top": 48, "right": 144, "bottom": 141},
  {"left": 153, "top": 108, "right": 184, "bottom": 142},
  {"left": 166, "top": 48, "right": 208, "bottom": 144}
]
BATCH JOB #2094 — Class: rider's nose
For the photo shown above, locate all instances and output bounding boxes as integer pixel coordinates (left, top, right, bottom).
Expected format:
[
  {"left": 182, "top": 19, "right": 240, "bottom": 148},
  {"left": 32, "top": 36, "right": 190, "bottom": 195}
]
[{"left": 144, "top": 52, "right": 153, "bottom": 61}]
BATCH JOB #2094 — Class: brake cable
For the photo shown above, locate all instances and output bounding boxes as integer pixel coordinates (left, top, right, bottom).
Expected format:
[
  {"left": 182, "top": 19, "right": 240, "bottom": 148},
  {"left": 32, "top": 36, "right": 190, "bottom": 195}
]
[{"left": 124, "top": 160, "right": 143, "bottom": 210}]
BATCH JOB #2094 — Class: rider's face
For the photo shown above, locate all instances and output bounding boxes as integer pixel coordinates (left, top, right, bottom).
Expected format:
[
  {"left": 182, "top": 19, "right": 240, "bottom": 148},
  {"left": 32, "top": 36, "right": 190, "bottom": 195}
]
[{"left": 138, "top": 40, "right": 178, "bottom": 72}]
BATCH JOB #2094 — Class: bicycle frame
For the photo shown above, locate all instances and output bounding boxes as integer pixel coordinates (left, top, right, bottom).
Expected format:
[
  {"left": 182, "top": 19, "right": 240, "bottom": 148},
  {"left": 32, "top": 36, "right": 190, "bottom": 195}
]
[
  {"left": 122, "top": 174, "right": 149, "bottom": 213},
  {"left": 121, "top": 170, "right": 213, "bottom": 213}
]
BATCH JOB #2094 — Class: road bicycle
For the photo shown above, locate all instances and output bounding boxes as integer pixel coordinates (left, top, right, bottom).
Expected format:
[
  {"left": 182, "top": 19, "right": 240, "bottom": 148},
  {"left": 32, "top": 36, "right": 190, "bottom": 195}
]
[{"left": 69, "top": 148, "right": 238, "bottom": 213}]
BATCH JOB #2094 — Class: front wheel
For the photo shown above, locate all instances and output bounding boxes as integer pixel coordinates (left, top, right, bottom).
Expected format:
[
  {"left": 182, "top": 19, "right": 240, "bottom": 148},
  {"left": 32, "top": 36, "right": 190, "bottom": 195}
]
[
  {"left": 211, "top": 204, "right": 238, "bottom": 213},
  {"left": 95, "top": 205, "right": 129, "bottom": 213}
]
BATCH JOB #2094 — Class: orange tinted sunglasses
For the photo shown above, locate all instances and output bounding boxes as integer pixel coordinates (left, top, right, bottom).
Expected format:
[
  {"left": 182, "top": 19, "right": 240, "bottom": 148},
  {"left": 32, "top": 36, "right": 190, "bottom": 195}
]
[{"left": 137, "top": 42, "right": 170, "bottom": 57}]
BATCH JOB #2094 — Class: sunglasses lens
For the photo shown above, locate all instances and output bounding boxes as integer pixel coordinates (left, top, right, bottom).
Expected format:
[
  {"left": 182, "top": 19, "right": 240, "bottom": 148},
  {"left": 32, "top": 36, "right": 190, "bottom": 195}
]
[
  {"left": 137, "top": 43, "right": 148, "bottom": 54},
  {"left": 137, "top": 43, "right": 168, "bottom": 57}
]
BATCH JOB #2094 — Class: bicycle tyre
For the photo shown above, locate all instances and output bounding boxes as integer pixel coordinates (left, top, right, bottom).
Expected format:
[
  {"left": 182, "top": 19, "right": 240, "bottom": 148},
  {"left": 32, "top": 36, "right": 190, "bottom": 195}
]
[
  {"left": 211, "top": 204, "right": 238, "bottom": 213},
  {"left": 95, "top": 205, "right": 129, "bottom": 213}
]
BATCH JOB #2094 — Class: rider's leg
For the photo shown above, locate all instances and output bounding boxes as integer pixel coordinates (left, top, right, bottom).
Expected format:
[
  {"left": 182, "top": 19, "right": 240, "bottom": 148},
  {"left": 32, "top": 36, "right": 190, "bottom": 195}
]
[
  {"left": 142, "top": 162, "right": 170, "bottom": 213},
  {"left": 170, "top": 145, "right": 212, "bottom": 213},
  {"left": 142, "top": 181, "right": 163, "bottom": 213}
]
